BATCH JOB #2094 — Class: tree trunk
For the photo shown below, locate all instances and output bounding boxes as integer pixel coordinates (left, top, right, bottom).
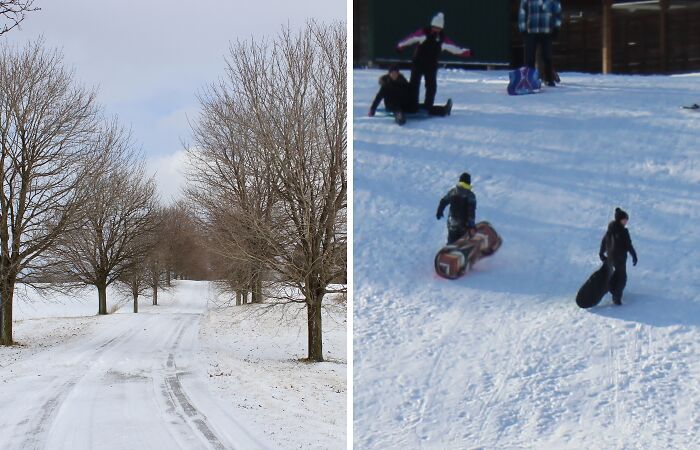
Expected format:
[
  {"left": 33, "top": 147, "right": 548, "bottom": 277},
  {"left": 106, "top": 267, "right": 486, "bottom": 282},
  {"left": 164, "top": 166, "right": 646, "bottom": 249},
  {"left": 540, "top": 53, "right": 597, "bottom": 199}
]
[
  {"left": 152, "top": 261, "right": 159, "bottom": 305},
  {"left": 131, "top": 285, "right": 139, "bottom": 313},
  {"left": 166, "top": 269, "right": 171, "bottom": 286},
  {"left": 0, "top": 277, "right": 15, "bottom": 345},
  {"left": 236, "top": 291, "right": 242, "bottom": 306},
  {"left": 306, "top": 299, "right": 323, "bottom": 362},
  {"left": 97, "top": 282, "right": 108, "bottom": 315},
  {"left": 251, "top": 272, "right": 263, "bottom": 303}
]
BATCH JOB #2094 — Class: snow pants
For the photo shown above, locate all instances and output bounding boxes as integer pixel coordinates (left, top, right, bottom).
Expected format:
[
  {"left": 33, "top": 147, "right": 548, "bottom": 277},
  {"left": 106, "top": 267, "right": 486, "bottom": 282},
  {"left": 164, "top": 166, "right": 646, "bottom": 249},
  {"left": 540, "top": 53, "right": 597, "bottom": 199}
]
[
  {"left": 609, "top": 263, "right": 627, "bottom": 301},
  {"left": 447, "top": 223, "right": 468, "bottom": 244},
  {"left": 409, "top": 64, "right": 438, "bottom": 108},
  {"left": 387, "top": 97, "right": 448, "bottom": 117}
]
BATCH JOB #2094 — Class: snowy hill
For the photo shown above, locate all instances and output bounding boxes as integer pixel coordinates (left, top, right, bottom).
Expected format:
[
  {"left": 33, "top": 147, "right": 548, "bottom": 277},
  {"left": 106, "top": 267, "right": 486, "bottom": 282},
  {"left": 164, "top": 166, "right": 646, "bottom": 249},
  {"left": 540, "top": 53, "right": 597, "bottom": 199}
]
[{"left": 353, "top": 69, "right": 700, "bottom": 448}]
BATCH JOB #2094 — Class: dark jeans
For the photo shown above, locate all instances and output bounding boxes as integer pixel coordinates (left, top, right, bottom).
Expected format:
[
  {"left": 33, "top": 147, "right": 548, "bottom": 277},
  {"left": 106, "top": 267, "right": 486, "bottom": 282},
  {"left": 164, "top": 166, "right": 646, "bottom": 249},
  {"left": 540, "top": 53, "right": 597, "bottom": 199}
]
[
  {"left": 409, "top": 64, "right": 438, "bottom": 107},
  {"left": 524, "top": 33, "right": 554, "bottom": 83},
  {"left": 609, "top": 263, "right": 627, "bottom": 301}
]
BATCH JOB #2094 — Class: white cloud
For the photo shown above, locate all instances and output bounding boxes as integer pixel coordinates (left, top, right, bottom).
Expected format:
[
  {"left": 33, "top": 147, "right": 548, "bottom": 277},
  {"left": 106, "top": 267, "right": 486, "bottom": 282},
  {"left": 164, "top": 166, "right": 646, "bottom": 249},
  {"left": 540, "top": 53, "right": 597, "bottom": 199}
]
[
  {"left": 1, "top": 0, "right": 345, "bottom": 157},
  {"left": 147, "top": 150, "right": 189, "bottom": 205}
]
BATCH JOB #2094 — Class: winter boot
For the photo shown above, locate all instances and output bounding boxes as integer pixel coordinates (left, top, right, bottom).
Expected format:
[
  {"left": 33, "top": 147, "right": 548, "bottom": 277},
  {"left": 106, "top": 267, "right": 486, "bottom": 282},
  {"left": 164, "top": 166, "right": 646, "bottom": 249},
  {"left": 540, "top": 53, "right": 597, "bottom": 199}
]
[
  {"left": 612, "top": 296, "right": 622, "bottom": 306},
  {"left": 394, "top": 111, "right": 406, "bottom": 126}
]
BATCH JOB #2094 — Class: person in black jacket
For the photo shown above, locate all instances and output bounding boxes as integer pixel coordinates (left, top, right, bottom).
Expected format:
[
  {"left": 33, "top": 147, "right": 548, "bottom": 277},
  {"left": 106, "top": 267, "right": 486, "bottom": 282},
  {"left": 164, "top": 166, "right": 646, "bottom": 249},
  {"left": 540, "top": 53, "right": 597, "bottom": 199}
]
[
  {"left": 436, "top": 172, "right": 477, "bottom": 244},
  {"left": 396, "top": 12, "right": 471, "bottom": 108},
  {"left": 599, "top": 207, "right": 638, "bottom": 305},
  {"left": 368, "top": 65, "right": 413, "bottom": 123},
  {"left": 368, "top": 66, "right": 452, "bottom": 124}
]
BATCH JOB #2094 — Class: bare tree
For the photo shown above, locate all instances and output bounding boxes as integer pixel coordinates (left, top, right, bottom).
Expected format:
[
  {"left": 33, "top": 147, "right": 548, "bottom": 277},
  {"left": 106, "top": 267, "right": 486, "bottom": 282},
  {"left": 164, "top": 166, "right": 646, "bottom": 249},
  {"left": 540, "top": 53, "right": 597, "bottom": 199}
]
[
  {"left": 47, "top": 120, "right": 160, "bottom": 315},
  {"left": 146, "top": 208, "right": 169, "bottom": 306},
  {"left": 0, "top": 41, "right": 99, "bottom": 345},
  {"left": 187, "top": 21, "right": 346, "bottom": 361},
  {"left": 161, "top": 201, "right": 212, "bottom": 282},
  {"left": 0, "top": 0, "right": 39, "bottom": 35},
  {"left": 121, "top": 260, "right": 149, "bottom": 313},
  {"left": 119, "top": 214, "right": 166, "bottom": 313}
]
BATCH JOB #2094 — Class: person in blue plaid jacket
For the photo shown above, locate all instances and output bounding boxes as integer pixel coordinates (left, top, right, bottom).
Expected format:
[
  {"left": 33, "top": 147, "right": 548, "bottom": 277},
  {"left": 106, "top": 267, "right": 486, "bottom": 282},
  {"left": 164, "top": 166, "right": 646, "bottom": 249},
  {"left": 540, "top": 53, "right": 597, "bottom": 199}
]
[{"left": 518, "top": 0, "right": 561, "bottom": 87}]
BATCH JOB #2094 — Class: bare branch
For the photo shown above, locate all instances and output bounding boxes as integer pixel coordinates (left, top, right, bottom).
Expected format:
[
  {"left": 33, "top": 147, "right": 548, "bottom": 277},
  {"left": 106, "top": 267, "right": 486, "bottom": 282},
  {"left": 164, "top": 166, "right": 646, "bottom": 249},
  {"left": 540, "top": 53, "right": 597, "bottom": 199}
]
[{"left": 0, "top": 0, "right": 40, "bottom": 36}]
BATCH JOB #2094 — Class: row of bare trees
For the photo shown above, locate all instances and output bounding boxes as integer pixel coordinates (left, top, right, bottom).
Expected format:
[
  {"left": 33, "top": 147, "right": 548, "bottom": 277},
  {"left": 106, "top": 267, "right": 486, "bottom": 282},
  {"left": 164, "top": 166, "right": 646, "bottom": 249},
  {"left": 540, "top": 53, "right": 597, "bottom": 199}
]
[
  {"left": 0, "top": 41, "right": 166, "bottom": 344},
  {"left": 186, "top": 21, "right": 347, "bottom": 362}
]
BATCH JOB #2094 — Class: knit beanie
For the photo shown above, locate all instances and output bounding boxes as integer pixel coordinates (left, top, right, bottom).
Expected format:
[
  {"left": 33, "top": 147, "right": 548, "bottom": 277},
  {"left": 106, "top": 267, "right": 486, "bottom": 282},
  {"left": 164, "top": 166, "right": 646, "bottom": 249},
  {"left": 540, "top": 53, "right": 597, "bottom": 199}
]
[
  {"left": 459, "top": 172, "right": 471, "bottom": 185},
  {"left": 614, "top": 207, "right": 629, "bottom": 222},
  {"left": 431, "top": 12, "right": 444, "bottom": 29}
]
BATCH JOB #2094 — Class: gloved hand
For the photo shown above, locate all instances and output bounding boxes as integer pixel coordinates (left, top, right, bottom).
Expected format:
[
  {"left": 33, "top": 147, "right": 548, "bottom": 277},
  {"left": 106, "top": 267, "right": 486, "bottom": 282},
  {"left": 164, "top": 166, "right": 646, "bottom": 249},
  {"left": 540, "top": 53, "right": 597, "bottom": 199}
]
[
  {"left": 436, "top": 211, "right": 443, "bottom": 220},
  {"left": 395, "top": 46, "right": 402, "bottom": 54},
  {"left": 460, "top": 49, "right": 472, "bottom": 58},
  {"left": 632, "top": 255, "right": 638, "bottom": 266},
  {"left": 551, "top": 27, "right": 560, "bottom": 40},
  {"left": 368, "top": 109, "right": 375, "bottom": 117},
  {"left": 468, "top": 227, "right": 477, "bottom": 238},
  {"left": 599, "top": 253, "right": 606, "bottom": 262}
]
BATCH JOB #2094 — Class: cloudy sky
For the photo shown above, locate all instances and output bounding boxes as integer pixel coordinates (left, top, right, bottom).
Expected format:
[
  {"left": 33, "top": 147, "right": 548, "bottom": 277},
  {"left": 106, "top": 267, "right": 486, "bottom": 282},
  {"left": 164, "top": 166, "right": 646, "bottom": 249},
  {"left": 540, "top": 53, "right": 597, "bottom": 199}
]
[{"left": 1, "top": 0, "right": 346, "bottom": 202}]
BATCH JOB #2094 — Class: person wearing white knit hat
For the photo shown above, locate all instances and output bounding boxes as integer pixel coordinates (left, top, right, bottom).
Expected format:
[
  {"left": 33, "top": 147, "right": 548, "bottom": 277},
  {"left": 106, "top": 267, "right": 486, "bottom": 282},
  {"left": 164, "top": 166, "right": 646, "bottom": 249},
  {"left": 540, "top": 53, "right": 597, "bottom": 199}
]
[
  {"left": 430, "top": 12, "right": 444, "bottom": 29},
  {"left": 396, "top": 12, "right": 471, "bottom": 109}
]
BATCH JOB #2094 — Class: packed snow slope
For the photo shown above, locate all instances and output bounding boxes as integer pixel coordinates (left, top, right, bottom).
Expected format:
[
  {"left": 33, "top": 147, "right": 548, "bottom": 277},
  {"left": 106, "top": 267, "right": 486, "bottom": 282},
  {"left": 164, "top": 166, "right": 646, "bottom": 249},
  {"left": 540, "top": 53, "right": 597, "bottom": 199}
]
[{"left": 354, "top": 69, "right": 700, "bottom": 449}]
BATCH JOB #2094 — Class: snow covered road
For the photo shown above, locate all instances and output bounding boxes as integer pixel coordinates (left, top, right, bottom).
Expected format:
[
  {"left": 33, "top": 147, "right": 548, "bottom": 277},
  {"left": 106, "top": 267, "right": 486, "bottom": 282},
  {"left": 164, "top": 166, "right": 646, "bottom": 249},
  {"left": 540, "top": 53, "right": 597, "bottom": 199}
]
[{"left": 0, "top": 282, "right": 269, "bottom": 450}]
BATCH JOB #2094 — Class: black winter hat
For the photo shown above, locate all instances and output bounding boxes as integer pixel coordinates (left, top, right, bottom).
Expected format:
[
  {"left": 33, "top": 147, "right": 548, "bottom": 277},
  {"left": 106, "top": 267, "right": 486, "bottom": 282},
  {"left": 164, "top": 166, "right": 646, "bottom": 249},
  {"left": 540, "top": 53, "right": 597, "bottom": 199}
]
[
  {"left": 459, "top": 172, "right": 471, "bottom": 184},
  {"left": 614, "top": 207, "right": 629, "bottom": 222},
  {"left": 388, "top": 64, "right": 400, "bottom": 73}
]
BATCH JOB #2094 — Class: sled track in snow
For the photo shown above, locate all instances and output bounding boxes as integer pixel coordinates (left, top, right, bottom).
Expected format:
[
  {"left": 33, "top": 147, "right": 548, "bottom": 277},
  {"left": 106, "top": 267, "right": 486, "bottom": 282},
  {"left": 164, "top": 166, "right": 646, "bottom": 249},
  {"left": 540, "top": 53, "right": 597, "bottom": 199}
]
[{"left": 413, "top": 303, "right": 471, "bottom": 444}]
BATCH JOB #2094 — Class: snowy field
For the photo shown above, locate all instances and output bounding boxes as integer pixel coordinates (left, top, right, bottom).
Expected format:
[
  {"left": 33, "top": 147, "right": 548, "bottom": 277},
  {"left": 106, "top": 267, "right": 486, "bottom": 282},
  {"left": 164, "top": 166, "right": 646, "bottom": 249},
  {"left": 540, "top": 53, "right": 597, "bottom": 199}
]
[
  {"left": 353, "top": 69, "right": 700, "bottom": 449},
  {"left": 200, "top": 290, "right": 347, "bottom": 450},
  {"left": 0, "top": 280, "right": 346, "bottom": 449}
]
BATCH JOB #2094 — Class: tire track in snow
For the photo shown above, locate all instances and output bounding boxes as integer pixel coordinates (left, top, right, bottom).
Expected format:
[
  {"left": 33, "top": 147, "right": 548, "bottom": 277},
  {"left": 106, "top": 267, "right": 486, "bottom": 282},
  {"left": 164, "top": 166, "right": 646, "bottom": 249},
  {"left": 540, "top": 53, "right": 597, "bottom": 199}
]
[
  {"left": 156, "top": 314, "right": 231, "bottom": 450},
  {"left": 162, "top": 373, "right": 227, "bottom": 450},
  {"left": 18, "top": 323, "right": 144, "bottom": 449}
]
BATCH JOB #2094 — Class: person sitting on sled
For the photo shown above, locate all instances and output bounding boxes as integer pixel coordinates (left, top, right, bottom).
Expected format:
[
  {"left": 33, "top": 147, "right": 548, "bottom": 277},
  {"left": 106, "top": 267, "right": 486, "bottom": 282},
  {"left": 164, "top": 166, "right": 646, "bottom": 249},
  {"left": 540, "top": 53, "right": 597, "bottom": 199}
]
[
  {"left": 436, "top": 172, "right": 477, "bottom": 244},
  {"left": 368, "top": 66, "right": 452, "bottom": 124},
  {"left": 599, "top": 207, "right": 638, "bottom": 305}
]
